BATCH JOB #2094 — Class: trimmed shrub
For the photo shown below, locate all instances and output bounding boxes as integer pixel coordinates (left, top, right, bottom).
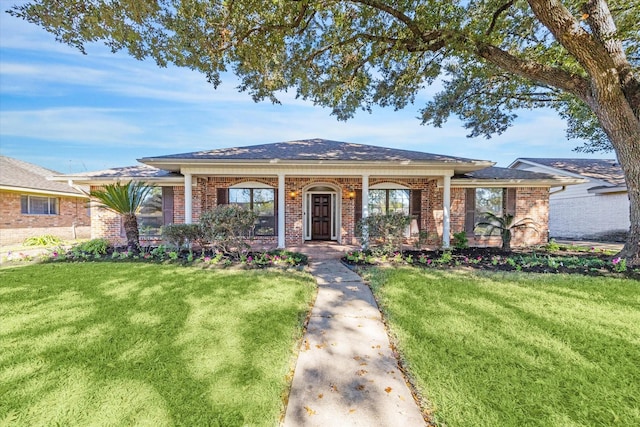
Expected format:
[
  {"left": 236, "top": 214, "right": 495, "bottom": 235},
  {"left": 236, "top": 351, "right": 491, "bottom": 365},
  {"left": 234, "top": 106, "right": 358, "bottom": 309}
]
[
  {"left": 199, "top": 205, "right": 257, "bottom": 259},
  {"left": 161, "top": 224, "right": 203, "bottom": 249},
  {"left": 356, "top": 213, "right": 411, "bottom": 254},
  {"left": 72, "top": 238, "right": 111, "bottom": 257}
]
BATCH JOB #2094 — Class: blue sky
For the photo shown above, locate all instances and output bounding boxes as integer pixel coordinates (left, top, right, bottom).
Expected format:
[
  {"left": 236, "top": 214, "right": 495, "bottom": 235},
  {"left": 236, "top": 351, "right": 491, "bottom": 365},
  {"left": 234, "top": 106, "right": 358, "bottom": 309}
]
[{"left": 0, "top": 4, "right": 613, "bottom": 174}]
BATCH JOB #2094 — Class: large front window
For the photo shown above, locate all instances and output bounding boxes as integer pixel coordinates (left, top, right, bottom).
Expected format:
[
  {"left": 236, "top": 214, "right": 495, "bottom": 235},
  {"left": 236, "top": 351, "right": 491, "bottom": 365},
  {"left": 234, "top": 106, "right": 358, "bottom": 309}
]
[
  {"left": 475, "top": 188, "right": 503, "bottom": 235},
  {"left": 21, "top": 195, "right": 59, "bottom": 215},
  {"left": 138, "top": 187, "right": 163, "bottom": 236},
  {"left": 229, "top": 188, "right": 276, "bottom": 236},
  {"left": 368, "top": 189, "right": 410, "bottom": 215}
]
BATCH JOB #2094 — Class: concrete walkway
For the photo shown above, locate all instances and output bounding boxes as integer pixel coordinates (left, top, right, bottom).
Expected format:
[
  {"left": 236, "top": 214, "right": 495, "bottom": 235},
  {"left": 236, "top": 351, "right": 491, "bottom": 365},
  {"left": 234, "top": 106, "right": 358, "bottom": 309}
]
[{"left": 283, "top": 258, "right": 426, "bottom": 426}]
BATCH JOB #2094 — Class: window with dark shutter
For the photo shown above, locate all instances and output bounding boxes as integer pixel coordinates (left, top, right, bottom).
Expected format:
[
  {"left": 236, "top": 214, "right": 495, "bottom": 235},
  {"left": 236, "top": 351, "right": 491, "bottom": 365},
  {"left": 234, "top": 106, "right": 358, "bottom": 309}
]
[
  {"left": 162, "top": 187, "right": 174, "bottom": 225},
  {"left": 354, "top": 189, "right": 362, "bottom": 227},
  {"left": 216, "top": 188, "right": 228, "bottom": 205},
  {"left": 411, "top": 189, "right": 422, "bottom": 229},
  {"left": 465, "top": 188, "right": 476, "bottom": 235},
  {"left": 505, "top": 188, "right": 516, "bottom": 216}
]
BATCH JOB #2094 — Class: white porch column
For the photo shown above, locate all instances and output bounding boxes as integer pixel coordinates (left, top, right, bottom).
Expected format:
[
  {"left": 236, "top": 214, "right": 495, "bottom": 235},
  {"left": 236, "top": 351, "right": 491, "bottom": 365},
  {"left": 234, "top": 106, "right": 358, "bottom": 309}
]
[
  {"left": 184, "top": 173, "right": 193, "bottom": 224},
  {"left": 362, "top": 174, "right": 369, "bottom": 218},
  {"left": 277, "top": 173, "right": 286, "bottom": 248},
  {"left": 361, "top": 174, "right": 369, "bottom": 248},
  {"left": 442, "top": 174, "right": 451, "bottom": 248}
]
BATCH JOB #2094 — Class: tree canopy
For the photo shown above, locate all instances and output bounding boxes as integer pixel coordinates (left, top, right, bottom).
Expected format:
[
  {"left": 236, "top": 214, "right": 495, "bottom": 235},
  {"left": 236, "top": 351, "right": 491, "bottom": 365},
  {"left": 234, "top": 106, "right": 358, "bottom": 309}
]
[{"left": 9, "top": 0, "right": 640, "bottom": 263}]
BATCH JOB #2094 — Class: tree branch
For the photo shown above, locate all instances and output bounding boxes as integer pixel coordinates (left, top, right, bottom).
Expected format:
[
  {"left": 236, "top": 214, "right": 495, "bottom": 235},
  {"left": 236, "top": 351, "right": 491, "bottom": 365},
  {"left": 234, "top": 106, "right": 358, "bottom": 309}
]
[
  {"left": 486, "top": 0, "right": 515, "bottom": 36},
  {"left": 477, "top": 43, "right": 589, "bottom": 100}
]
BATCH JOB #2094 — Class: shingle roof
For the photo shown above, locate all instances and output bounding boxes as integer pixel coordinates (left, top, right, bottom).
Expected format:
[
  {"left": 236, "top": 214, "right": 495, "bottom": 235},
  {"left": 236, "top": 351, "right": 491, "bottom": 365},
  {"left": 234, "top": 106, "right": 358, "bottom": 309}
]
[
  {"left": 459, "top": 166, "right": 563, "bottom": 180},
  {"left": 518, "top": 158, "right": 625, "bottom": 186},
  {"left": 141, "top": 138, "right": 485, "bottom": 163},
  {"left": 0, "top": 156, "right": 86, "bottom": 196},
  {"left": 69, "top": 165, "right": 182, "bottom": 179}
]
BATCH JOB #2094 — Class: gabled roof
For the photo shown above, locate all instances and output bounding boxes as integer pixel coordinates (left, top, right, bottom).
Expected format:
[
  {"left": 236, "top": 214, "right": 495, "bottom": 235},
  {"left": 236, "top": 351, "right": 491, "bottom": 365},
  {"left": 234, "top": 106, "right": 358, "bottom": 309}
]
[
  {"left": 452, "top": 166, "right": 586, "bottom": 187},
  {"left": 512, "top": 158, "right": 626, "bottom": 187},
  {"left": 139, "top": 138, "right": 493, "bottom": 173},
  {"left": 0, "top": 156, "right": 87, "bottom": 197}
]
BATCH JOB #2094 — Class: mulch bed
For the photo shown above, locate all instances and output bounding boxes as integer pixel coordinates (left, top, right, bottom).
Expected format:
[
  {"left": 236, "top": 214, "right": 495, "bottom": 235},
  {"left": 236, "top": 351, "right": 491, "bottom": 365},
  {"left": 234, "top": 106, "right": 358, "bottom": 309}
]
[{"left": 343, "top": 246, "right": 639, "bottom": 279}]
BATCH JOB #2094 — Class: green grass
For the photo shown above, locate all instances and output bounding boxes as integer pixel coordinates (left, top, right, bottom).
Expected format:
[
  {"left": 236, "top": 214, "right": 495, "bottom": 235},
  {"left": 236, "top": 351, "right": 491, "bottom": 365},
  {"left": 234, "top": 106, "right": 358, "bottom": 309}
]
[
  {"left": 0, "top": 263, "right": 315, "bottom": 426},
  {"left": 366, "top": 267, "right": 640, "bottom": 427}
]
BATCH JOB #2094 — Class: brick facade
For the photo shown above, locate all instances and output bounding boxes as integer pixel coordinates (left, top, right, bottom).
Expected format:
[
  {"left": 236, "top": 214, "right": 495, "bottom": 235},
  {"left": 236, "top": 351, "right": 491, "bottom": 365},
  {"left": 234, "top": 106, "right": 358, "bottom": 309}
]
[
  {"left": 89, "top": 179, "right": 550, "bottom": 249},
  {"left": 0, "top": 190, "right": 91, "bottom": 245}
]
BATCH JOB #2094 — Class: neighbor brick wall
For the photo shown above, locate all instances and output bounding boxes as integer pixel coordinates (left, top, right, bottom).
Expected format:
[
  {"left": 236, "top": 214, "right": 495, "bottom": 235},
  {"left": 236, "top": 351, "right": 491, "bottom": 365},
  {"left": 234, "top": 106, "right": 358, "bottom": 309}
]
[{"left": 0, "top": 190, "right": 91, "bottom": 245}]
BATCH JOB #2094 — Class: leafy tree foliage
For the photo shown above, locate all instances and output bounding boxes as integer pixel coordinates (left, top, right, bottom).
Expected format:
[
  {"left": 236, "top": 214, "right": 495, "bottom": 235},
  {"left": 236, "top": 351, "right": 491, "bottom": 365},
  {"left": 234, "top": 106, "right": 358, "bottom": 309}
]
[
  {"left": 90, "top": 181, "right": 153, "bottom": 251},
  {"left": 8, "top": 0, "right": 639, "bottom": 264}
]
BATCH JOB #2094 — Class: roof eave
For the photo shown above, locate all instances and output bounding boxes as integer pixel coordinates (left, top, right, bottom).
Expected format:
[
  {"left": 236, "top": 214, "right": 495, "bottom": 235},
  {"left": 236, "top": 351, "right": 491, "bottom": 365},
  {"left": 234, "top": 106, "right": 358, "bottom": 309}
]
[
  {"left": 450, "top": 178, "right": 586, "bottom": 187},
  {"left": 139, "top": 158, "right": 495, "bottom": 174},
  {"left": 0, "top": 185, "right": 88, "bottom": 198}
]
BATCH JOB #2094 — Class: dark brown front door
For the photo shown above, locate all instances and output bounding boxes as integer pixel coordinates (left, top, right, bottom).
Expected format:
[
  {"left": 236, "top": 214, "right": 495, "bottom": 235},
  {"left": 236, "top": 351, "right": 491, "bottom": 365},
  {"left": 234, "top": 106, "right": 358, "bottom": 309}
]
[{"left": 312, "top": 194, "right": 332, "bottom": 240}]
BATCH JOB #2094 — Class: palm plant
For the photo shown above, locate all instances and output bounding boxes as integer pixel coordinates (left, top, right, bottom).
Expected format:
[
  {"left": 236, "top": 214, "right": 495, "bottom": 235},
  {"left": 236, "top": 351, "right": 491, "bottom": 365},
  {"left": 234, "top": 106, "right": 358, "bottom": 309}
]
[
  {"left": 475, "top": 212, "right": 538, "bottom": 251},
  {"left": 90, "top": 181, "right": 153, "bottom": 251}
]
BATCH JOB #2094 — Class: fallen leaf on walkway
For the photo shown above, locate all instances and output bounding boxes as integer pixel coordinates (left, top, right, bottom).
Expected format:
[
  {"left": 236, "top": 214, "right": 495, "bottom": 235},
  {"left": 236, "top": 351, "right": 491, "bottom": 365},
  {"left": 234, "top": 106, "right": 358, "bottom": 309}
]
[
  {"left": 360, "top": 362, "right": 368, "bottom": 366},
  {"left": 318, "top": 393, "right": 323, "bottom": 399},
  {"left": 305, "top": 406, "right": 317, "bottom": 416},
  {"left": 315, "top": 343, "right": 326, "bottom": 349},
  {"left": 330, "top": 384, "right": 339, "bottom": 393},
  {"left": 356, "top": 384, "right": 366, "bottom": 391},
  {"left": 304, "top": 340, "right": 310, "bottom": 351},
  {"left": 349, "top": 409, "right": 357, "bottom": 414},
  {"left": 353, "top": 356, "right": 362, "bottom": 361},
  {"left": 356, "top": 369, "right": 368, "bottom": 376},
  {"left": 398, "top": 395, "right": 405, "bottom": 401},
  {"left": 385, "top": 387, "right": 392, "bottom": 393}
]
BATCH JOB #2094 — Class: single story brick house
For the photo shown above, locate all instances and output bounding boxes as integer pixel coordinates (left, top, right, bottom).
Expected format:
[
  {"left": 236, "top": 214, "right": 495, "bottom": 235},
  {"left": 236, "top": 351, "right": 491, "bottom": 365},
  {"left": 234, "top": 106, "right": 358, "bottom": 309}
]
[
  {"left": 55, "top": 139, "right": 583, "bottom": 248},
  {"left": 509, "top": 158, "right": 628, "bottom": 241},
  {"left": 0, "top": 156, "right": 91, "bottom": 246}
]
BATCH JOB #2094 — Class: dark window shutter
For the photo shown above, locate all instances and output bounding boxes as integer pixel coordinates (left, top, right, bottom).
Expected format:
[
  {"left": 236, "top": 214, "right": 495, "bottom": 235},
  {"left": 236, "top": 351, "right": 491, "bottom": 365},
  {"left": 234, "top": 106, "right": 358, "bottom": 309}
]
[
  {"left": 162, "top": 187, "right": 174, "bottom": 225},
  {"left": 465, "top": 188, "right": 476, "bottom": 235},
  {"left": 505, "top": 188, "right": 516, "bottom": 216},
  {"left": 354, "top": 189, "right": 362, "bottom": 226},
  {"left": 273, "top": 189, "right": 278, "bottom": 235},
  {"left": 217, "top": 188, "right": 228, "bottom": 205},
  {"left": 411, "top": 189, "right": 422, "bottom": 228}
]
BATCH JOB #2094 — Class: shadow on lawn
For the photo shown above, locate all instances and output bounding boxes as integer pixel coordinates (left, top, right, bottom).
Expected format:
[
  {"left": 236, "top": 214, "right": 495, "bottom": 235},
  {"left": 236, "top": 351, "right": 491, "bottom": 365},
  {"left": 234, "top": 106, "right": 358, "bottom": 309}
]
[
  {"left": 0, "top": 263, "right": 311, "bottom": 426},
  {"left": 373, "top": 269, "right": 640, "bottom": 426}
]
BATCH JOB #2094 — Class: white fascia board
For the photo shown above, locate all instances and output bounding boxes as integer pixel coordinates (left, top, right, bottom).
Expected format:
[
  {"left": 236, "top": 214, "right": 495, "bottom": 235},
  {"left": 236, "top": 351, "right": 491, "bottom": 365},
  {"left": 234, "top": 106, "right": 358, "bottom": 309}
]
[
  {"left": 180, "top": 164, "right": 458, "bottom": 177},
  {"left": 48, "top": 176, "right": 184, "bottom": 186},
  {"left": 147, "top": 158, "right": 493, "bottom": 173},
  {"left": 588, "top": 185, "right": 628, "bottom": 194},
  {"left": 0, "top": 185, "right": 88, "bottom": 198}
]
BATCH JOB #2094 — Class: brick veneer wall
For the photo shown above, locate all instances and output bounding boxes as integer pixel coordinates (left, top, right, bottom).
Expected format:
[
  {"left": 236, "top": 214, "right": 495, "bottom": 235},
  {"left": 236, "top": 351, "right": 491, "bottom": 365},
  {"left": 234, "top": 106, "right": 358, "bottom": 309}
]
[
  {"left": 450, "top": 187, "right": 550, "bottom": 247},
  {"left": 88, "top": 180, "right": 550, "bottom": 249},
  {"left": 0, "top": 190, "right": 91, "bottom": 245}
]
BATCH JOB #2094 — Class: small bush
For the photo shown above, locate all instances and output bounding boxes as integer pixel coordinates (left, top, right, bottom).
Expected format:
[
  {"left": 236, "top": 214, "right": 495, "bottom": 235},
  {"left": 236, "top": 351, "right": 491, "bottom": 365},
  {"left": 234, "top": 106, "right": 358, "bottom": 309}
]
[
  {"left": 161, "top": 224, "right": 203, "bottom": 248},
  {"left": 546, "top": 239, "right": 560, "bottom": 252},
  {"left": 23, "top": 234, "right": 63, "bottom": 247},
  {"left": 356, "top": 213, "right": 411, "bottom": 254},
  {"left": 72, "top": 238, "right": 111, "bottom": 257},
  {"left": 452, "top": 232, "right": 469, "bottom": 249}
]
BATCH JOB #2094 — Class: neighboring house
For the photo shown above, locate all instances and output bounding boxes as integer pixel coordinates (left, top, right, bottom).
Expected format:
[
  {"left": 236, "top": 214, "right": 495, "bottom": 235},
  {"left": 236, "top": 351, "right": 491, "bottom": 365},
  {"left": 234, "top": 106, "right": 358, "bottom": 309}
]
[
  {"left": 54, "top": 139, "right": 583, "bottom": 248},
  {"left": 0, "top": 156, "right": 91, "bottom": 246},
  {"left": 509, "top": 158, "right": 629, "bottom": 241}
]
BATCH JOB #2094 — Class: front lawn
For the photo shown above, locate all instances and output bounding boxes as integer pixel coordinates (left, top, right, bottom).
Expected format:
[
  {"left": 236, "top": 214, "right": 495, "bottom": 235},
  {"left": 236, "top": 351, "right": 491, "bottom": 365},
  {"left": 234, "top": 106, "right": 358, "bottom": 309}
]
[
  {"left": 366, "top": 268, "right": 640, "bottom": 427},
  {"left": 0, "top": 263, "right": 315, "bottom": 426}
]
